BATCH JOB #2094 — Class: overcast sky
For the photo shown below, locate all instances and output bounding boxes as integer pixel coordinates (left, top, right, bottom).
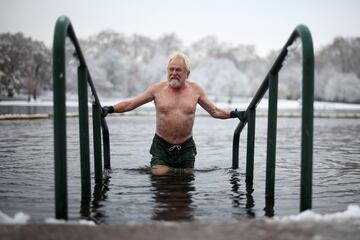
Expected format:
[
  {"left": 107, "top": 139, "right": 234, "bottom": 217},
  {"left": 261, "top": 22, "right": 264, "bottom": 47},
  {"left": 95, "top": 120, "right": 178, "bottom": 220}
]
[{"left": 1, "top": 0, "right": 359, "bottom": 56}]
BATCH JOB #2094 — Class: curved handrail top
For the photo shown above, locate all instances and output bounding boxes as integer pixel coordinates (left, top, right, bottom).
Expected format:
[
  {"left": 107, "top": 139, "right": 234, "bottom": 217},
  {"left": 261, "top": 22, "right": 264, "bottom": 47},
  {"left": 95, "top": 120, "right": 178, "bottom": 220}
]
[
  {"left": 271, "top": 24, "right": 314, "bottom": 75},
  {"left": 233, "top": 24, "right": 314, "bottom": 135},
  {"left": 53, "top": 15, "right": 102, "bottom": 107}
]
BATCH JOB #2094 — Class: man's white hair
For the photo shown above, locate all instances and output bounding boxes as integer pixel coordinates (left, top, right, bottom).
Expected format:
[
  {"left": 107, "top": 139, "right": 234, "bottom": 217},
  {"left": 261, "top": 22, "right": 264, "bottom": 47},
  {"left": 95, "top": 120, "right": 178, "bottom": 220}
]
[{"left": 168, "top": 51, "right": 191, "bottom": 72}]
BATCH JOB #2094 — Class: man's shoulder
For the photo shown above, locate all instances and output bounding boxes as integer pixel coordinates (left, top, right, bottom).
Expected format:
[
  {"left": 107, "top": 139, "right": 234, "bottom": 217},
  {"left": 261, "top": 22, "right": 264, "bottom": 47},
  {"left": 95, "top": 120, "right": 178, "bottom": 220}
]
[
  {"left": 151, "top": 81, "right": 167, "bottom": 87},
  {"left": 187, "top": 81, "right": 203, "bottom": 92},
  {"left": 147, "top": 81, "right": 167, "bottom": 91}
]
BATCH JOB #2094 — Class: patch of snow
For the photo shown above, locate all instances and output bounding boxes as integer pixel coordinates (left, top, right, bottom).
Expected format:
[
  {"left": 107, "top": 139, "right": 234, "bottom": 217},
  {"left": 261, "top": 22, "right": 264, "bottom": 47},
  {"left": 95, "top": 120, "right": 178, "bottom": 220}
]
[
  {"left": 0, "top": 211, "right": 30, "bottom": 224},
  {"left": 272, "top": 205, "right": 360, "bottom": 222},
  {"left": 45, "top": 218, "right": 96, "bottom": 225}
]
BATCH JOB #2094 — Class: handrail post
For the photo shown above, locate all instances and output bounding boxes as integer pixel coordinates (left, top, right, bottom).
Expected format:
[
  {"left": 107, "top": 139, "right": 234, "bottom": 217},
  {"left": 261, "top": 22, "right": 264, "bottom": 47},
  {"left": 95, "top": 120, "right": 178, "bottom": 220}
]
[
  {"left": 299, "top": 25, "right": 314, "bottom": 211},
  {"left": 265, "top": 73, "right": 278, "bottom": 211},
  {"left": 246, "top": 108, "right": 256, "bottom": 193},
  {"left": 53, "top": 17, "right": 68, "bottom": 220},
  {"left": 78, "top": 66, "right": 91, "bottom": 202},
  {"left": 232, "top": 122, "right": 246, "bottom": 169},
  {"left": 232, "top": 126, "right": 240, "bottom": 169},
  {"left": 102, "top": 119, "right": 111, "bottom": 170},
  {"left": 92, "top": 101, "right": 103, "bottom": 184}
]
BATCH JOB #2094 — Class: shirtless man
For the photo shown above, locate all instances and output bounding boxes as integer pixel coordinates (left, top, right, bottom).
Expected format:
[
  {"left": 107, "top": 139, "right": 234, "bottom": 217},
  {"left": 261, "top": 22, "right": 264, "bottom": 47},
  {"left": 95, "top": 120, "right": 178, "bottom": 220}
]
[{"left": 102, "top": 52, "right": 246, "bottom": 175}]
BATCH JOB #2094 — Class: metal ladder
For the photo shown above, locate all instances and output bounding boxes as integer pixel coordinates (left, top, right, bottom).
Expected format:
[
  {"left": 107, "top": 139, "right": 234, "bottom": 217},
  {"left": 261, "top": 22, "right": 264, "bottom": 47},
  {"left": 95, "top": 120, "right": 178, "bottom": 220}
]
[
  {"left": 231, "top": 24, "right": 314, "bottom": 213},
  {"left": 53, "top": 16, "right": 111, "bottom": 219}
]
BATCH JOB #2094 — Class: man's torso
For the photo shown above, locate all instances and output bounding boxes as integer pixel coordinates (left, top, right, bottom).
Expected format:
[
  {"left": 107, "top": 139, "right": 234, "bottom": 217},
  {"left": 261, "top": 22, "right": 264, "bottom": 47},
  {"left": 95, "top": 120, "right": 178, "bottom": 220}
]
[{"left": 153, "top": 81, "right": 200, "bottom": 144}]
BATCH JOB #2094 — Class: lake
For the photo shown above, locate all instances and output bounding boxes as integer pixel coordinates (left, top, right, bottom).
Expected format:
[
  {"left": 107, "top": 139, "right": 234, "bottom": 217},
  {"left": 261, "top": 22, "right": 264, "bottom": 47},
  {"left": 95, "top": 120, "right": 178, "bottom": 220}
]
[{"left": 0, "top": 114, "right": 359, "bottom": 223}]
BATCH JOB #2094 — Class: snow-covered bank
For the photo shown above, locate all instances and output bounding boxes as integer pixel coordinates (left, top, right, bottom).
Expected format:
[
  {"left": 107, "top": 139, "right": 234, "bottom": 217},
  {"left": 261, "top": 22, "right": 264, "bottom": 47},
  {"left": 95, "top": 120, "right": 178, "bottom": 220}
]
[
  {"left": 0, "top": 211, "right": 29, "bottom": 224},
  {"left": 1, "top": 207, "right": 360, "bottom": 240},
  {"left": 271, "top": 205, "right": 360, "bottom": 222},
  {"left": 1, "top": 205, "right": 360, "bottom": 225},
  {"left": 1, "top": 98, "right": 360, "bottom": 111},
  {"left": 0, "top": 211, "right": 95, "bottom": 225},
  {"left": 1, "top": 99, "right": 360, "bottom": 119}
]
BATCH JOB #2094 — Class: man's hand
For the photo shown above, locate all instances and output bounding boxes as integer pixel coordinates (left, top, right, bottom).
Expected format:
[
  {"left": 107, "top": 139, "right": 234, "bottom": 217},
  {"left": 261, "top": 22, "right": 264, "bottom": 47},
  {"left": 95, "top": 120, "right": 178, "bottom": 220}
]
[
  {"left": 102, "top": 106, "right": 114, "bottom": 118},
  {"left": 230, "top": 109, "right": 247, "bottom": 122}
]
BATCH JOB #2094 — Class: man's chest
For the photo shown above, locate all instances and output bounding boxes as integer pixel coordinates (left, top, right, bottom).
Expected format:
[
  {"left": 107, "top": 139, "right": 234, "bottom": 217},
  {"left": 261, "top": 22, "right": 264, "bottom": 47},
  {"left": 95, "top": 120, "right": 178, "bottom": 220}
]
[{"left": 154, "top": 90, "right": 199, "bottom": 114}]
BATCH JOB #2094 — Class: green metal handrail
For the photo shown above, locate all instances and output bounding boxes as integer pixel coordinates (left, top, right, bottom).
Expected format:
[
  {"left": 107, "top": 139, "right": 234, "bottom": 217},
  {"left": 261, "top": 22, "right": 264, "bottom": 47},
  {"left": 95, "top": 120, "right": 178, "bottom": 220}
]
[
  {"left": 53, "top": 15, "right": 111, "bottom": 220},
  {"left": 232, "top": 24, "right": 314, "bottom": 213}
]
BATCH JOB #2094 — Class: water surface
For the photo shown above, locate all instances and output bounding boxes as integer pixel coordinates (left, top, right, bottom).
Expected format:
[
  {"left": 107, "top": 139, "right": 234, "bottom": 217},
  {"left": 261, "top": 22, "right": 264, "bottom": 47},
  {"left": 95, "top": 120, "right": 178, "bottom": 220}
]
[{"left": 0, "top": 115, "right": 359, "bottom": 223}]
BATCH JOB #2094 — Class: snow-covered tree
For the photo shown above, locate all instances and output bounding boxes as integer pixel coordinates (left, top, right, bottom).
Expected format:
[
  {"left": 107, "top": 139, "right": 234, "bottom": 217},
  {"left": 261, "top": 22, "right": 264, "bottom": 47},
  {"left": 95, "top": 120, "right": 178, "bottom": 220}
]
[
  {"left": 0, "top": 33, "right": 51, "bottom": 99},
  {"left": 1, "top": 31, "right": 359, "bottom": 103}
]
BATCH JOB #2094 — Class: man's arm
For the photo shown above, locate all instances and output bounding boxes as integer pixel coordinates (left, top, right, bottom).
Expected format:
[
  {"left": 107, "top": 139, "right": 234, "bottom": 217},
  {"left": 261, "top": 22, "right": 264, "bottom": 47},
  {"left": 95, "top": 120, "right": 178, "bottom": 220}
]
[
  {"left": 102, "top": 83, "right": 158, "bottom": 117},
  {"left": 196, "top": 84, "right": 231, "bottom": 119},
  {"left": 195, "top": 83, "right": 247, "bottom": 121}
]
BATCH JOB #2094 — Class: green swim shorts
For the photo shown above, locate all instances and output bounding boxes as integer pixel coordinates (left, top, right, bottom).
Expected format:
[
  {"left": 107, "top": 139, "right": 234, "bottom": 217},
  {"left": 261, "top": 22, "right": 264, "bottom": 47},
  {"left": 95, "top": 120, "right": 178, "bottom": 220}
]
[{"left": 150, "top": 134, "right": 197, "bottom": 168}]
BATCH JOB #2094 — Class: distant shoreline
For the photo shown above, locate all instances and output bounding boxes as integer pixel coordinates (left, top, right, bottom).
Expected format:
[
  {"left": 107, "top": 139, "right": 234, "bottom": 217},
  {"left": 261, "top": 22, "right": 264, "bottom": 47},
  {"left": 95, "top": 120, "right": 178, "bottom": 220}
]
[{"left": 1, "top": 99, "right": 359, "bottom": 120}]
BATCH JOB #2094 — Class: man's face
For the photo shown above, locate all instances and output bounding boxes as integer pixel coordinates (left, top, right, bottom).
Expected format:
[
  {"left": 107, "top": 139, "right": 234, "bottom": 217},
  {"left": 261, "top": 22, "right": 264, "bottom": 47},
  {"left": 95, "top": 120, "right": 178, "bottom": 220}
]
[{"left": 167, "top": 57, "right": 189, "bottom": 89}]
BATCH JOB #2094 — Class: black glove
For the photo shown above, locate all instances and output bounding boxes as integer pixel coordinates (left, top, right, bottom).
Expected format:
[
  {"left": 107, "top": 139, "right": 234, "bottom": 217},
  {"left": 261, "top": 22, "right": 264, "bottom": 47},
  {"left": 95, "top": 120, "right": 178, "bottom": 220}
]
[
  {"left": 102, "top": 106, "right": 114, "bottom": 118},
  {"left": 230, "top": 109, "right": 247, "bottom": 122}
]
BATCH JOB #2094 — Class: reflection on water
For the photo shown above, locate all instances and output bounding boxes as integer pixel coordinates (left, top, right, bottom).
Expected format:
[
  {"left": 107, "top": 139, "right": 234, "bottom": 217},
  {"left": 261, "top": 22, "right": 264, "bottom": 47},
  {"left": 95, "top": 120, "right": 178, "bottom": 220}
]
[
  {"left": 80, "top": 176, "right": 111, "bottom": 223},
  {"left": 150, "top": 174, "right": 195, "bottom": 221},
  {"left": 0, "top": 116, "right": 359, "bottom": 223},
  {"left": 229, "top": 170, "right": 255, "bottom": 218},
  {"left": 80, "top": 169, "right": 259, "bottom": 223}
]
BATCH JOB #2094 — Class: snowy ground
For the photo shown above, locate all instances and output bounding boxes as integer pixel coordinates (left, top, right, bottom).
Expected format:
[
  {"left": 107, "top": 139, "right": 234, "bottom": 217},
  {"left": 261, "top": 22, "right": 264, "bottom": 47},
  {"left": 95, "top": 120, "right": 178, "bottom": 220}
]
[
  {"left": 1, "top": 206, "right": 360, "bottom": 240},
  {"left": 1, "top": 205, "right": 360, "bottom": 225}
]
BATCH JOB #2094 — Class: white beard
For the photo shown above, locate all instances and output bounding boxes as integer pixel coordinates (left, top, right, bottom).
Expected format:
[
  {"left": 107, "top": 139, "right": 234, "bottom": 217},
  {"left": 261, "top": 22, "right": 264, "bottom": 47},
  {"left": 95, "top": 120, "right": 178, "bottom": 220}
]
[{"left": 169, "top": 79, "right": 182, "bottom": 89}]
